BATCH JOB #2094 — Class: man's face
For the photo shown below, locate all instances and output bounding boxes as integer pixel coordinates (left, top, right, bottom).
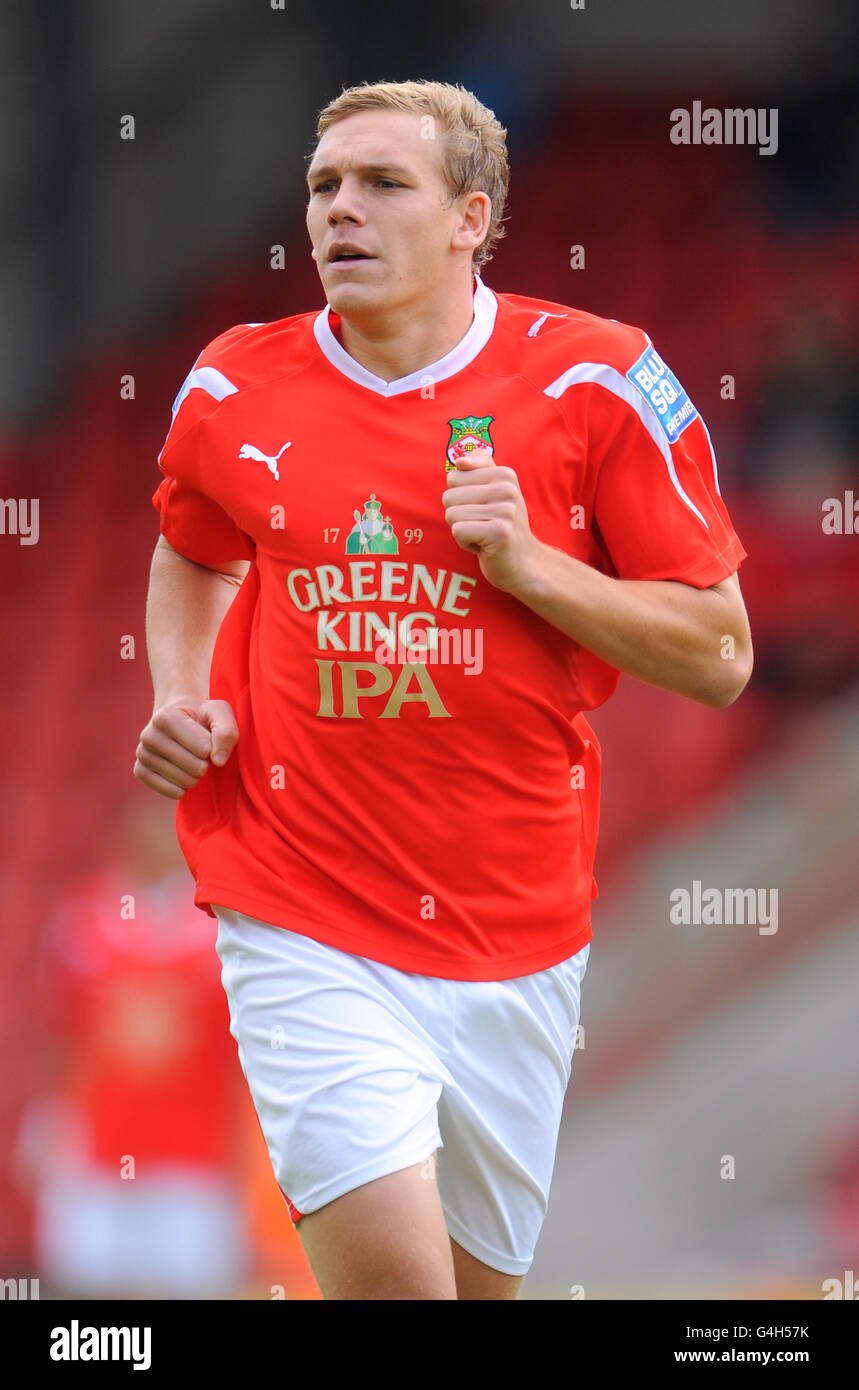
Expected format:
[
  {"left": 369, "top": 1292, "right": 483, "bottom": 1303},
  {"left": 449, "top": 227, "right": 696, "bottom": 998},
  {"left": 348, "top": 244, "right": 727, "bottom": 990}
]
[{"left": 306, "top": 109, "right": 477, "bottom": 317}]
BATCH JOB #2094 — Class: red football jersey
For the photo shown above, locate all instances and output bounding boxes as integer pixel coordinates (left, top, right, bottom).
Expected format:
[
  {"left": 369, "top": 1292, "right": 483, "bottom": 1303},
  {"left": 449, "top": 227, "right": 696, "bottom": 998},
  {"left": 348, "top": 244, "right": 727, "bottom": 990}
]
[
  {"left": 151, "top": 274, "right": 746, "bottom": 981},
  {"left": 46, "top": 870, "right": 239, "bottom": 1168}
]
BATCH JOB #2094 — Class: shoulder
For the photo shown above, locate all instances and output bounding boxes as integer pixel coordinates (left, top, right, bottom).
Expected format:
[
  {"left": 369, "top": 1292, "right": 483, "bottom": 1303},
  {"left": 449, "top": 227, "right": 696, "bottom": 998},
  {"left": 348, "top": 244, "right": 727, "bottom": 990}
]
[
  {"left": 489, "top": 286, "right": 653, "bottom": 384},
  {"left": 165, "top": 308, "right": 321, "bottom": 441},
  {"left": 488, "top": 285, "right": 700, "bottom": 445},
  {"left": 187, "top": 308, "right": 321, "bottom": 393}
]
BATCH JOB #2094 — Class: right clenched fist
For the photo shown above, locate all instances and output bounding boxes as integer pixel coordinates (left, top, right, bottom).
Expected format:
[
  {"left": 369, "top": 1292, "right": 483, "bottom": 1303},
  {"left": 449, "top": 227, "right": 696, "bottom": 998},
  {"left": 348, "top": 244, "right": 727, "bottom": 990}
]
[{"left": 133, "top": 697, "right": 239, "bottom": 800}]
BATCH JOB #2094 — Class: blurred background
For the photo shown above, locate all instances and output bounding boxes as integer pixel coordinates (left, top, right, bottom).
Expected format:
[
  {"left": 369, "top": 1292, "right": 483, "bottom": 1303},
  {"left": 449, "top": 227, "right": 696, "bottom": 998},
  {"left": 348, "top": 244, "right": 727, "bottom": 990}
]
[{"left": 0, "top": 0, "right": 857, "bottom": 1300}]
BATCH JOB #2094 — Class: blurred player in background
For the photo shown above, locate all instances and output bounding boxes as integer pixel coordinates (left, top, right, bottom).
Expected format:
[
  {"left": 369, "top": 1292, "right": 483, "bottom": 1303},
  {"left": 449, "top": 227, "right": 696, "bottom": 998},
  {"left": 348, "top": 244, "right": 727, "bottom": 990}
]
[
  {"left": 16, "top": 796, "right": 250, "bottom": 1299},
  {"left": 134, "top": 79, "right": 752, "bottom": 1299}
]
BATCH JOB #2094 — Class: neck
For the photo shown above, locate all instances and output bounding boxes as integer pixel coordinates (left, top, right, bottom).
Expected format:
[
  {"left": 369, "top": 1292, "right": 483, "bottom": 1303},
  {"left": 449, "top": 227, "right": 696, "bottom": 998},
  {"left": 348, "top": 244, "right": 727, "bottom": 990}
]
[{"left": 333, "top": 269, "right": 478, "bottom": 383}]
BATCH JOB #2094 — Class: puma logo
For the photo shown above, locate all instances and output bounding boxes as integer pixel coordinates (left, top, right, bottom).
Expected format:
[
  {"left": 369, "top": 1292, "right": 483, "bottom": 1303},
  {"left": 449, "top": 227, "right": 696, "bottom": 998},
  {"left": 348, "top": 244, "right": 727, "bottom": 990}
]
[
  {"left": 527, "top": 311, "right": 568, "bottom": 338},
  {"left": 238, "top": 440, "right": 291, "bottom": 480}
]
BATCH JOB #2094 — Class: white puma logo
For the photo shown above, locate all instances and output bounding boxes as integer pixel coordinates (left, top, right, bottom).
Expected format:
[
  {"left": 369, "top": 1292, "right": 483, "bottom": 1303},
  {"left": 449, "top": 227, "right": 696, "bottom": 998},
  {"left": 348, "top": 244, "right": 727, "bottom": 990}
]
[
  {"left": 238, "top": 440, "right": 291, "bottom": 481},
  {"left": 527, "top": 311, "right": 568, "bottom": 338}
]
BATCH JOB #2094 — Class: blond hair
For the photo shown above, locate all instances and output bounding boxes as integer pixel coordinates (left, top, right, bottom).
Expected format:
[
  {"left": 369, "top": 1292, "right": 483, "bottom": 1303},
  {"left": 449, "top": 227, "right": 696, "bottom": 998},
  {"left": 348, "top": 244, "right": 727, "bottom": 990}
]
[{"left": 313, "top": 79, "right": 509, "bottom": 272}]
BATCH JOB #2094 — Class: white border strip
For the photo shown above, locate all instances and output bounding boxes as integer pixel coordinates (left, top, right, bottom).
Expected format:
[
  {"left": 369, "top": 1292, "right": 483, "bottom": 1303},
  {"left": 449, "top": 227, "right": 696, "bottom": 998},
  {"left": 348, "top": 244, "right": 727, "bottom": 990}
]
[
  {"left": 543, "top": 361, "right": 709, "bottom": 529},
  {"left": 169, "top": 365, "right": 239, "bottom": 424}
]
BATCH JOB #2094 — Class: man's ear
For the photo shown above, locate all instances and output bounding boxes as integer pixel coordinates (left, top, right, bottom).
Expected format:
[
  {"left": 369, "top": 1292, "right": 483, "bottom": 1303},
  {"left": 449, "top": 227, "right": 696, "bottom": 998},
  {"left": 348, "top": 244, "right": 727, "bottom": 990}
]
[{"left": 452, "top": 191, "right": 491, "bottom": 255}]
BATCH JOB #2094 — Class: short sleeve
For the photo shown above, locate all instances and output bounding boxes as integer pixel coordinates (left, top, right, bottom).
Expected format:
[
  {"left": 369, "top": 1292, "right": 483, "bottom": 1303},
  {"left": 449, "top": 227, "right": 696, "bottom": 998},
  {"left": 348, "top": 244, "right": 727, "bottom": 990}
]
[
  {"left": 151, "top": 354, "right": 256, "bottom": 567},
  {"left": 589, "top": 343, "right": 746, "bottom": 588},
  {"left": 152, "top": 470, "right": 256, "bottom": 567}
]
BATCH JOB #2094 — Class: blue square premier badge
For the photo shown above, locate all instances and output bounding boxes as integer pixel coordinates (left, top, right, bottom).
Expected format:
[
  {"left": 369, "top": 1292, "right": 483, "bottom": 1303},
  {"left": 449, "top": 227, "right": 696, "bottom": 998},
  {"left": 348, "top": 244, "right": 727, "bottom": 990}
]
[{"left": 626, "top": 347, "right": 699, "bottom": 442}]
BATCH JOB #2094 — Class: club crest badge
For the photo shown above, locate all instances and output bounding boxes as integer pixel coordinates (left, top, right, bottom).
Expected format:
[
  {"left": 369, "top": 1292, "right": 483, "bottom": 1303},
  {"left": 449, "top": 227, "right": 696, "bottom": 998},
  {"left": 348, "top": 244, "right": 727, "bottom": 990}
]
[{"left": 445, "top": 415, "right": 494, "bottom": 472}]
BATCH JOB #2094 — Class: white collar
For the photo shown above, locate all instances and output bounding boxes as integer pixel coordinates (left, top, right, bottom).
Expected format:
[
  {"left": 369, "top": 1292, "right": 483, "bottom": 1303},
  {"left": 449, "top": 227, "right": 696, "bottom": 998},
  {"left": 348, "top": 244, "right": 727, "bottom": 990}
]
[{"left": 312, "top": 274, "right": 498, "bottom": 397}]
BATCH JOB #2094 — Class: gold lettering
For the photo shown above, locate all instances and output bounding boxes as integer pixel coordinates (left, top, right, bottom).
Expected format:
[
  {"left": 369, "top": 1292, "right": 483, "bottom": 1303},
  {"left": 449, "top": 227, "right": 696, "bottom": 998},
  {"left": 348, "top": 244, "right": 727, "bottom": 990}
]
[
  {"left": 315, "top": 659, "right": 336, "bottom": 716},
  {"left": 316, "top": 610, "right": 347, "bottom": 649},
  {"left": 364, "top": 611, "right": 398, "bottom": 652},
  {"left": 379, "top": 560, "right": 409, "bottom": 602},
  {"left": 408, "top": 564, "right": 446, "bottom": 607},
  {"left": 287, "top": 568, "right": 319, "bottom": 612},
  {"left": 348, "top": 561, "right": 378, "bottom": 601},
  {"left": 380, "top": 663, "right": 450, "bottom": 718},
  {"left": 316, "top": 564, "right": 348, "bottom": 606},
  {"left": 441, "top": 572, "right": 476, "bottom": 616},
  {"left": 340, "top": 662, "right": 393, "bottom": 717}
]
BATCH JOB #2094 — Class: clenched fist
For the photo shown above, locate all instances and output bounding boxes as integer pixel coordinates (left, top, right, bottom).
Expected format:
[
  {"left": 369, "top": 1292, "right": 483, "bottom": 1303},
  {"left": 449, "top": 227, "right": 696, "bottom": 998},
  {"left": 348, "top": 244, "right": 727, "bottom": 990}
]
[
  {"left": 133, "top": 697, "right": 239, "bottom": 800},
  {"left": 441, "top": 447, "right": 541, "bottom": 596}
]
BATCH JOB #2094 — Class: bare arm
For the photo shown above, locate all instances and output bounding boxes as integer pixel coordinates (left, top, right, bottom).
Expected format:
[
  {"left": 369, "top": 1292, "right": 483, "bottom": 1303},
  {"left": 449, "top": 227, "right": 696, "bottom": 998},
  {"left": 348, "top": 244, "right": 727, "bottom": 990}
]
[
  {"left": 146, "top": 536, "right": 250, "bottom": 706},
  {"left": 133, "top": 537, "right": 252, "bottom": 798},
  {"left": 511, "top": 546, "right": 753, "bottom": 708},
  {"left": 442, "top": 452, "right": 753, "bottom": 709}
]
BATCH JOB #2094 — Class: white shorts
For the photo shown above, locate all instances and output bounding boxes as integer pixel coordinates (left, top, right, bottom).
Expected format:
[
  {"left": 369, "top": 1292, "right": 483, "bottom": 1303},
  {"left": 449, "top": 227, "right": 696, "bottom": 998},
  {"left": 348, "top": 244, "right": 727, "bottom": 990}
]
[{"left": 213, "top": 904, "right": 590, "bottom": 1276}]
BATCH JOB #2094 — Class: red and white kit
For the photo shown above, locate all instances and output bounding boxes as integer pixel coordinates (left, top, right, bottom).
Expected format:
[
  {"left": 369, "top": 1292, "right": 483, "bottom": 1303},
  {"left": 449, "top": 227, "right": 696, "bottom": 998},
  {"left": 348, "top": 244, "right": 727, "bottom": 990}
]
[
  {"left": 153, "top": 274, "right": 745, "bottom": 1270},
  {"left": 153, "top": 273, "right": 746, "bottom": 982}
]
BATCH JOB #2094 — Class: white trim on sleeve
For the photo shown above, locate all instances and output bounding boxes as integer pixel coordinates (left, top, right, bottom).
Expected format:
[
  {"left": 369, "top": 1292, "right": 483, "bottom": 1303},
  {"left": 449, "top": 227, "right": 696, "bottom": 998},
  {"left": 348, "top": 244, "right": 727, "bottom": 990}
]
[
  {"left": 169, "top": 365, "right": 239, "bottom": 423},
  {"left": 543, "top": 361, "right": 709, "bottom": 530}
]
